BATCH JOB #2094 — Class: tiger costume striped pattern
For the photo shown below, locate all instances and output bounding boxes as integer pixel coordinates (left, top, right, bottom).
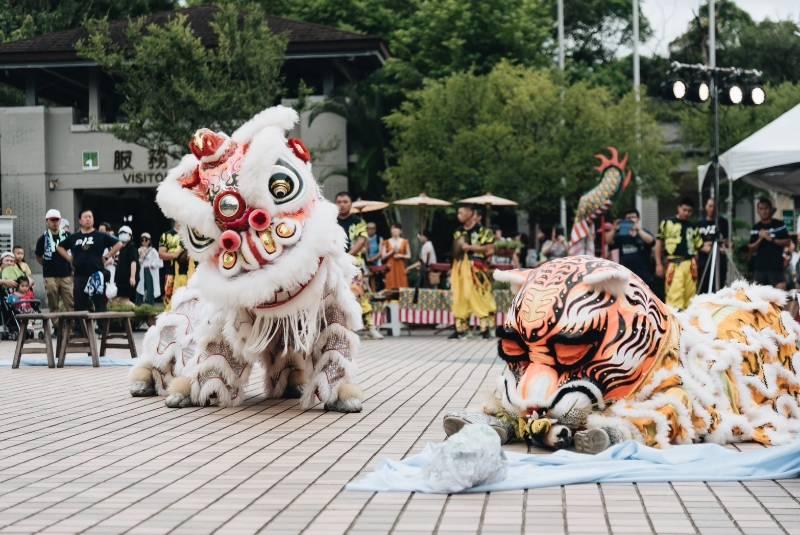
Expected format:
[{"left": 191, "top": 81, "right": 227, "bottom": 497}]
[{"left": 487, "top": 255, "right": 800, "bottom": 449}]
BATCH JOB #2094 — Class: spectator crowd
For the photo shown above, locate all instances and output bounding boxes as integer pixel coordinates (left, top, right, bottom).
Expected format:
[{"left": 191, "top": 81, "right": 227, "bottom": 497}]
[
  {"left": 1, "top": 196, "right": 795, "bottom": 323},
  {"left": 602, "top": 196, "right": 794, "bottom": 311},
  {"left": 0, "top": 207, "right": 197, "bottom": 321}
]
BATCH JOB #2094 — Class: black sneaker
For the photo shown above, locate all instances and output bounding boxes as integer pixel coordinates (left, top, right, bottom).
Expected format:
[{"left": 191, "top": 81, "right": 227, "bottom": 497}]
[
  {"left": 448, "top": 331, "right": 466, "bottom": 340},
  {"left": 481, "top": 330, "right": 490, "bottom": 339}
]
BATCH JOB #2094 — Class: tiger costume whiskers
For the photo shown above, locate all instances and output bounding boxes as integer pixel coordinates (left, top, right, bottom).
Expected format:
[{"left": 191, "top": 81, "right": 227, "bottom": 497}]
[{"left": 483, "top": 255, "right": 800, "bottom": 450}]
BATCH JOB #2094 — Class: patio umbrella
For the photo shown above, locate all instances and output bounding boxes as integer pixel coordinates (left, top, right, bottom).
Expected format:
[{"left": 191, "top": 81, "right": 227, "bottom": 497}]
[
  {"left": 352, "top": 199, "right": 389, "bottom": 214},
  {"left": 393, "top": 193, "right": 451, "bottom": 232},
  {"left": 457, "top": 192, "right": 518, "bottom": 226},
  {"left": 393, "top": 193, "right": 452, "bottom": 207},
  {"left": 457, "top": 193, "right": 518, "bottom": 207}
]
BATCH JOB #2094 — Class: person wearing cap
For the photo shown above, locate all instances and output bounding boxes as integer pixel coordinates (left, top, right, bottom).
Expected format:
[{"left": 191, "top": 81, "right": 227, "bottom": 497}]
[
  {"left": 137, "top": 232, "right": 162, "bottom": 305},
  {"left": 57, "top": 209, "right": 124, "bottom": 312},
  {"left": 35, "top": 208, "right": 74, "bottom": 312},
  {"left": 114, "top": 225, "right": 139, "bottom": 303}
]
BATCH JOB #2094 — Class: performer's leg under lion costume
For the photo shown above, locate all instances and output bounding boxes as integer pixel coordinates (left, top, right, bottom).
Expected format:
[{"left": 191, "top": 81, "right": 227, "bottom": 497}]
[
  {"left": 446, "top": 256, "right": 800, "bottom": 450},
  {"left": 129, "top": 106, "right": 363, "bottom": 413}
]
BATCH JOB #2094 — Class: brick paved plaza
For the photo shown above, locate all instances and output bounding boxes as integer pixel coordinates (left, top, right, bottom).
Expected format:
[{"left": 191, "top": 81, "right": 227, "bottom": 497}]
[{"left": 0, "top": 335, "right": 798, "bottom": 534}]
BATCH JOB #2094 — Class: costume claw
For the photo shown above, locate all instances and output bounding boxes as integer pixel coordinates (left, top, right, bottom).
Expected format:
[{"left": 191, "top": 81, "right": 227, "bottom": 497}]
[{"left": 165, "top": 393, "right": 193, "bottom": 408}]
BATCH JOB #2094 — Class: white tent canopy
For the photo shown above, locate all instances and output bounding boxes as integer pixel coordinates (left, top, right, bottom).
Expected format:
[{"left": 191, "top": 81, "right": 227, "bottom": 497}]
[{"left": 697, "top": 104, "right": 800, "bottom": 196}]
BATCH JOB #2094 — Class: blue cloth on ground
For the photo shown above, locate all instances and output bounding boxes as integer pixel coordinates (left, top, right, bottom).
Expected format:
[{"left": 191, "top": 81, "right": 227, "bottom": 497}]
[{"left": 346, "top": 440, "right": 800, "bottom": 493}]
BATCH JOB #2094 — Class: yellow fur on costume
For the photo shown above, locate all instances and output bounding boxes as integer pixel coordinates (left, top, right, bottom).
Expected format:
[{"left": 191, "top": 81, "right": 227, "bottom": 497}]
[{"left": 589, "top": 281, "right": 800, "bottom": 447}]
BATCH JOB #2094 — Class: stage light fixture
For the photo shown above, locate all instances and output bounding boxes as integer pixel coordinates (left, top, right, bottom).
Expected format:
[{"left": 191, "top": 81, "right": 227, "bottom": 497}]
[
  {"left": 670, "top": 80, "right": 687, "bottom": 100},
  {"left": 720, "top": 84, "right": 743, "bottom": 105},
  {"left": 744, "top": 85, "right": 766, "bottom": 106},
  {"left": 685, "top": 81, "right": 710, "bottom": 103}
]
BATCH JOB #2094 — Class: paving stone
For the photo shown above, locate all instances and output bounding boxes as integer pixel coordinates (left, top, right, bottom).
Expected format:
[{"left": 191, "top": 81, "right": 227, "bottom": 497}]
[{"left": 0, "top": 335, "right": 797, "bottom": 534}]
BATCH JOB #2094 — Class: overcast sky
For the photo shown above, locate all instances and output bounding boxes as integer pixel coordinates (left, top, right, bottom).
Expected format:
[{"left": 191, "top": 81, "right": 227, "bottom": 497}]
[{"left": 641, "top": 0, "right": 800, "bottom": 56}]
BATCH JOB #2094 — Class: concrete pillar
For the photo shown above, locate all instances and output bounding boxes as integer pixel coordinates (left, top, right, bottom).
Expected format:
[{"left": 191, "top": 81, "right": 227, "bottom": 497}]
[
  {"left": 88, "top": 69, "right": 100, "bottom": 125},
  {"left": 323, "top": 73, "right": 334, "bottom": 97},
  {"left": 25, "top": 71, "right": 36, "bottom": 106}
]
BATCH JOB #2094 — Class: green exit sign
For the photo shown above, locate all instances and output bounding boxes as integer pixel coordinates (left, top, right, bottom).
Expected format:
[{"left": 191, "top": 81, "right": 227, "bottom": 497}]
[{"left": 82, "top": 151, "right": 99, "bottom": 171}]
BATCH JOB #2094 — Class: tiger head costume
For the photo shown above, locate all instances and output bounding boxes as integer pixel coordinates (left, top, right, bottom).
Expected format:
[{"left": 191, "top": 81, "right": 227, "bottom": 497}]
[
  {"left": 478, "top": 255, "right": 800, "bottom": 451},
  {"left": 493, "top": 256, "right": 675, "bottom": 426}
]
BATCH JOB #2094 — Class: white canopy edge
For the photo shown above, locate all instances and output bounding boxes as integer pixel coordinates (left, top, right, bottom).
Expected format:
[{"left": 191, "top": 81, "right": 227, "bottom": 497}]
[{"left": 697, "top": 104, "right": 800, "bottom": 195}]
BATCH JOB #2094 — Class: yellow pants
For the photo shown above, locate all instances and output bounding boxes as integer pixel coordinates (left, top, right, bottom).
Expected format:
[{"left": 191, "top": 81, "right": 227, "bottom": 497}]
[
  {"left": 351, "top": 269, "right": 374, "bottom": 329},
  {"left": 451, "top": 257, "right": 496, "bottom": 333},
  {"left": 665, "top": 259, "right": 696, "bottom": 310}
]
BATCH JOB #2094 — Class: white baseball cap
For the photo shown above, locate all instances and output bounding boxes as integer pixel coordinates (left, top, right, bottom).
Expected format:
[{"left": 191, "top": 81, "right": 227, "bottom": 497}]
[
  {"left": 45, "top": 209, "right": 61, "bottom": 219},
  {"left": 118, "top": 225, "right": 133, "bottom": 236}
]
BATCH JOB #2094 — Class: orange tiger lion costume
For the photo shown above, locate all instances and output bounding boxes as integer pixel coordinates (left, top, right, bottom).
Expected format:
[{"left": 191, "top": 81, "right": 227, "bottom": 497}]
[{"left": 482, "top": 255, "right": 800, "bottom": 451}]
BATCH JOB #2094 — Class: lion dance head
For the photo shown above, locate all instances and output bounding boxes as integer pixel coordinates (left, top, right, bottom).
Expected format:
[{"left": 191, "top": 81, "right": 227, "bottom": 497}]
[
  {"left": 155, "top": 106, "right": 358, "bottom": 340},
  {"left": 494, "top": 256, "right": 674, "bottom": 422}
]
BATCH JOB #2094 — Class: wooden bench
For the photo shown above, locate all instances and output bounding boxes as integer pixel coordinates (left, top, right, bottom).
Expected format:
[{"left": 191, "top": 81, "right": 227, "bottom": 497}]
[
  {"left": 49, "top": 311, "right": 99, "bottom": 368},
  {"left": 11, "top": 313, "right": 56, "bottom": 368},
  {"left": 89, "top": 311, "right": 138, "bottom": 360}
]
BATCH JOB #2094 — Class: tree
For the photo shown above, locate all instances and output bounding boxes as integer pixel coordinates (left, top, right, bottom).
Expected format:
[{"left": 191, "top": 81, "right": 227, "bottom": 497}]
[
  {"left": 668, "top": 0, "right": 754, "bottom": 65},
  {"left": 725, "top": 20, "right": 800, "bottom": 85},
  {"left": 0, "top": 0, "right": 177, "bottom": 105},
  {"left": 77, "top": 3, "right": 286, "bottom": 157},
  {"left": 383, "top": 0, "right": 552, "bottom": 91},
  {"left": 385, "top": 62, "right": 675, "bottom": 221},
  {"left": 558, "top": 0, "right": 652, "bottom": 74},
  {"left": 0, "top": 0, "right": 176, "bottom": 42},
  {"left": 246, "top": 0, "right": 415, "bottom": 41}
]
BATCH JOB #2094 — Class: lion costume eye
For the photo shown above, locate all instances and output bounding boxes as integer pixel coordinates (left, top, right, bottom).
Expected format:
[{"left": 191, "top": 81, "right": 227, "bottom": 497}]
[{"left": 269, "top": 159, "right": 303, "bottom": 204}]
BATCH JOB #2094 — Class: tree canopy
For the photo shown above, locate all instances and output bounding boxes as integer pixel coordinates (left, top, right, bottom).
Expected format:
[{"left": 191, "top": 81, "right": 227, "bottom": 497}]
[
  {"left": 385, "top": 62, "right": 675, "bottom": 220},
  {"left": 76, "top": 3, "right": 286, "bottom": 157},
  {"left": 0, "top": 0, "right": 176, "bottom": 42},
  {"left": 668, "top": 0, "right": 800, "bottom": 85}
]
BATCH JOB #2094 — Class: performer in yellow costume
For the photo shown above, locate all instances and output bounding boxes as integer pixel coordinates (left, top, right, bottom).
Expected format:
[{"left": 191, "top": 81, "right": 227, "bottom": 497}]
[
  {"left": 450, "top": 205, "right": 496, "bottom": 339},
  {"left": 158, "top": 223, "right": 196, "bottom": 310},
  {"left": 335, "top": 192, "right": 383, "bottom": 340},
  {"left": 655, "top": 197, "right": 702, "bottom": 310}
]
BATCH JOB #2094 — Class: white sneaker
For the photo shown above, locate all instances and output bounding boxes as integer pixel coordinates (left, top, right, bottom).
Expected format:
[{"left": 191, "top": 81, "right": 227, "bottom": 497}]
[{"left": 366, "top": 328, "right": 384, "bottom": 340}]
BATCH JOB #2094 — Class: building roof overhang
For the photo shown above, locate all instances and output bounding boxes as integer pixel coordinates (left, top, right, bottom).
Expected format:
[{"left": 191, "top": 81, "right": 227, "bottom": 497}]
[{"left": 0, "top": 5, "right": 389, "bottom": 69}]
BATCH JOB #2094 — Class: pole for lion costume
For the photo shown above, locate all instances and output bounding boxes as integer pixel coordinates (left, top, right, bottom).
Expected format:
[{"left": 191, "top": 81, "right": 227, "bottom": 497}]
[{"left": 599, "top": 214, "right": 606, "bottom": 259}]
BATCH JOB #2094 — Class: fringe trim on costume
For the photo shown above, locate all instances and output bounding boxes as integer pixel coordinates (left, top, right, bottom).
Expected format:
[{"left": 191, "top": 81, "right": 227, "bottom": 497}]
[
  {"left": 245, "top": 302, "right": 324, "bottom": 356},
  {"left": 675, "top": 282, "right": 800, "bottom": 444}
]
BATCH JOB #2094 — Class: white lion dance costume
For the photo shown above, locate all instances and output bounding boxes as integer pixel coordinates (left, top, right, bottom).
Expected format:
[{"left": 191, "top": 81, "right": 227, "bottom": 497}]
[
  {"left": 447, "top": 256, "right": 800, "bottom": 451},
  {"left": 129, "top": 106, "right": 363, "bottom": 413}
]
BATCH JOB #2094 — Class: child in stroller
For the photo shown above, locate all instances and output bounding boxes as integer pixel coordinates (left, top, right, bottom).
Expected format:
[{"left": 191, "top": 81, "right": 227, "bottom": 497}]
[{"left": 2, "top": 276, "right": 41, "bottom": 340}]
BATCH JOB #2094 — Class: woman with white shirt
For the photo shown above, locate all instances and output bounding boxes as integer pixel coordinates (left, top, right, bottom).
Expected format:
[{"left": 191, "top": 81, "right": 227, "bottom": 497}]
[{"left": 137, "top": 232, "right": 163, "bottom": 305}]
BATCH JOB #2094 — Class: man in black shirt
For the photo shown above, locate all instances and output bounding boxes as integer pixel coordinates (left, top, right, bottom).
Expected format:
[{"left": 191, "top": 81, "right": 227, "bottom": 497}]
[
  {"left": 697, "top": 197, "right": 730, "bottom": 294},
  {"left": 335, "top": 192, "right": 382, "bottom": 339},
  {"left": 34, "top": 208, "right": 73, "bottom": 312},
  {"left": 748, "top": 197, "right": 790, "bottom": 289},
  {"left": 57, "top": 209, "right": 124, "bottom": 312},
  {"left": 605, "top": 208, "right": 655, "bottom": 289}
]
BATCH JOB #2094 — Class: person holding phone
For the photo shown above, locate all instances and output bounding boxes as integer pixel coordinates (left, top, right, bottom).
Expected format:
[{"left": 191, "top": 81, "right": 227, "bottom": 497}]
[
  {"left": 540, "top": 226, "right": 568, "bottom": 261},
  {"left": 605, "top": 208, "right": 655, "bottom": 289}
]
